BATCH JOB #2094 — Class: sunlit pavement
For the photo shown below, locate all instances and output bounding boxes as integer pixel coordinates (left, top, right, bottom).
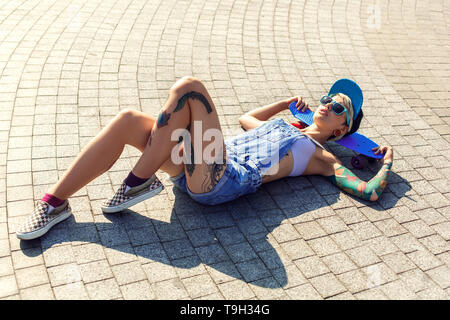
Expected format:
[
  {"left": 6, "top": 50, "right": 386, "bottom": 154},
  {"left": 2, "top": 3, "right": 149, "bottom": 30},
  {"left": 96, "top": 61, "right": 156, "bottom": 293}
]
[{"left": 1, "top": 0, "right": 449, "bottom": 300}]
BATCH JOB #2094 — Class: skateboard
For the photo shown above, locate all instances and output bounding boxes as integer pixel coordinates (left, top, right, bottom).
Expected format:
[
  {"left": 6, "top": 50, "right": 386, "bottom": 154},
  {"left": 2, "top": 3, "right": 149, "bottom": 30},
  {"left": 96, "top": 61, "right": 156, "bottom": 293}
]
[{"left": 288, "top": 101, "right": 384, "bottom": 169}]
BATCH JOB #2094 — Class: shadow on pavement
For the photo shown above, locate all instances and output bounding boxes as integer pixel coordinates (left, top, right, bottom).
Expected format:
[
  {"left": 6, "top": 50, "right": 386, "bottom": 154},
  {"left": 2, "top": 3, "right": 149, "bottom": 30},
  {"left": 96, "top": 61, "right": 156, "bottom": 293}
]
[{"left": 20, "top": 170, "right": 410, "bottom": 289}]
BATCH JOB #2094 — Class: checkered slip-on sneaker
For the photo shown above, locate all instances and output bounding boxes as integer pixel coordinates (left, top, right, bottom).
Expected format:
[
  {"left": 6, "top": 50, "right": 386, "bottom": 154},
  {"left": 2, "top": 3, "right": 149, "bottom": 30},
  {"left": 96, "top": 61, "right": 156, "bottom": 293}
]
[
  {"left": 101, "top": 174, "right": 164, "bottom": 213},
  {"left": 16, "top": 200, "right": 72, "bottom": 240}
]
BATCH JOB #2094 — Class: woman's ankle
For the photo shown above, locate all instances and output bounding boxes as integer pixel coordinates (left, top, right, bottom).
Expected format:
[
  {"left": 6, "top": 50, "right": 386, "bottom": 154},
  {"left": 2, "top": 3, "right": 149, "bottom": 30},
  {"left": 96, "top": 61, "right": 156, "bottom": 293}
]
[{"left": 41, "top": 193, "right": 66, "bottom": 207}]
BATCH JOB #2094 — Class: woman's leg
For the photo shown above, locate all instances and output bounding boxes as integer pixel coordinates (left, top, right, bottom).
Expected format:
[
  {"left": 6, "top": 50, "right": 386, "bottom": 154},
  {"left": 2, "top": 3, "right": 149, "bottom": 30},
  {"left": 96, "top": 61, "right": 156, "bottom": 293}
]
[
  {"left": 47, "top": 109, "right": 184, "bottom": 200},
  {"left": 131, "top": 76, "right": 227, "bottom": 194}
]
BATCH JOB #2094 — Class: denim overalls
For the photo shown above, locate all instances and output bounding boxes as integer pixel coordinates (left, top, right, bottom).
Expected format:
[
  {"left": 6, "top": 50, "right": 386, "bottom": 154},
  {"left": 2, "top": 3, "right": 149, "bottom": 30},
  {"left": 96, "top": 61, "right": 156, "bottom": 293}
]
[{"left": 170, "top": 118, "right": 313, "bottom": 205}]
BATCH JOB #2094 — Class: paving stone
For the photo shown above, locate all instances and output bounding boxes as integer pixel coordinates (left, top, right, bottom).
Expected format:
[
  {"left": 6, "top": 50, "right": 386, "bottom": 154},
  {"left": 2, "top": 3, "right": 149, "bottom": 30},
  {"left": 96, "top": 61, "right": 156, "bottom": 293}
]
[
  {"left": 15, "top": 265, "right": 49, "bottom": 289},
  {"left": 361, "top": 263, "right": 398, "bottom": 288},
  {"left": 47, "top": 263, "right": 82, "bottom": 287},
  {"left": 85, "top": 278, "right": 122, "bottom": 300},
  {"left": 417, "top": 285, "right": 448, "bottom": 300},
  {"left": 294, "top": 255, "right": 330, "bottom": 279},
  {"left": 0, "top": 256, "right": 13, "bottom": 277},
  {"left": 381, "top": 251, "right": 417, "bottom": 274},
  {"left": 374, "top": 218, "right": 408, "bottom": 237},
  {"left": 249, "top": 276, "right": 285, "bottom": 299},
  {"left": 390, "top": 233, "right": 426, "bottom": 253},
  {"left": 224, "top": 241, "right": 258, "bottom": 264},
  {"left": 431, "top": 221, "right": 450, "bottom": 240},
  {"left": 419, "top": 234, "right": 449, "bottom": 255},
  {"left": 214, "top": 226, "right": 245, "bottom": 246},
  {"left": 111, "top": 261, "right": 147, "bottom": 285},
  {"left": 271, "top": 264, "right": 308, "bottom": 289},
  {"left": 294, "top": 220, "right": 327, "bottom": 240},
  {"left": 349, "top": 221, "right": 382, "bottom": 240},
  {"left": 285, "top": 283, "right": 322, "bottom": 300},
  {"left": 270, "top": 223, "right": 301, "bottom": 243},
  {"left": 120, "top": 280, "right": 156, "bottom": 300},
  {"left": 380, "top": 279, "right": 418, "bottom": 300},
  {"left": 307, "top": 236, "right": 341, "bottom": 257},
  {"left": 402, "top": 219, "right": 436, "bottom": 238},
  {"left": 206, "top": 260, "right": 243, "bottom": 284},
  {"left": 2, "top": 0, "right": 450, "bottom": 301},
  {"left": 316, "top": 215, "right": 349, "bottom": 234},
  {"left": 346, "top": 245, "right": 381, "bottom": 268},
  {"left": 218, "top": 279, "right": 255, "bottom": 300},
  {"left": 363, "top": 236, "right": 399, "bottom": 256},
  {"left": 182, "top": 274, "right": 218, "bottom": 299},
  {"left": 53, "top": 282, "right": 89, "bottom": 300},
  {"left": 309, "top": 273, "right": 346, "bottom": 298},
  {"left": 322, "top": 252, "right": 358, "bottom": 275},
  {"left": 280, "top": 239, "right": 315, "bottom": 261},
  {"left": 407, "top": 249, "right": 443, "bottom": 271},
  {"left": 20, "top": 283, "right": 54, "bottom": 300},
  {"left": 425, "top": 265, "right": 450, "bottom": 289},
  {"left": 337, "top": 269, "right": 369, "bottom": 294},
  {"left": 142, "top": 261, "right": 177, "bottom": 284},
  {"left": 42, "top": 245, "right": 75, "bottom": 267}
]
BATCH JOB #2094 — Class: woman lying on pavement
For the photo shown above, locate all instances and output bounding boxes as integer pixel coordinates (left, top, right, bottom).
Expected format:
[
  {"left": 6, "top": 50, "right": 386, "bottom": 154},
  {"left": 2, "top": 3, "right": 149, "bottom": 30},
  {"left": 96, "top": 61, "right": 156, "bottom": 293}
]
[{"left": 16, "top": 76, "right": 394, "bottom": 240}]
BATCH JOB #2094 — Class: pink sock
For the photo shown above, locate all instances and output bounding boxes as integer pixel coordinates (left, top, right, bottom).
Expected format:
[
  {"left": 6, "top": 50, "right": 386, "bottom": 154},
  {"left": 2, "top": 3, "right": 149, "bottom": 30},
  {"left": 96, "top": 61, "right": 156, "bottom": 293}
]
[{"left": 41, "top": 193, "right": 65, "bottom": 208}]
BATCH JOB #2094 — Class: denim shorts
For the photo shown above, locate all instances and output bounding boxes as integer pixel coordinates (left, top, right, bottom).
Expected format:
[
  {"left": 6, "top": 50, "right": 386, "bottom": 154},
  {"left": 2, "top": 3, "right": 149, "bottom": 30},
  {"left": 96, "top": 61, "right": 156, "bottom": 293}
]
[{"left": 170, "top": 118, "right": 305, "bottom": 205}]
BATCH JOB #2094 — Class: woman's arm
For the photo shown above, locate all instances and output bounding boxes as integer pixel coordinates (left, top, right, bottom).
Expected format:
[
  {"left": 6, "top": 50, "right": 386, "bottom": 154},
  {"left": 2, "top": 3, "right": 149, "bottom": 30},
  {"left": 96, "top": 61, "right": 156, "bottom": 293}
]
[
  {"left": 324, "top": 146, "right": 394, "bottom": 202},
  {"left": 239, "top": 96, "right": 310, "bottom": 130}
]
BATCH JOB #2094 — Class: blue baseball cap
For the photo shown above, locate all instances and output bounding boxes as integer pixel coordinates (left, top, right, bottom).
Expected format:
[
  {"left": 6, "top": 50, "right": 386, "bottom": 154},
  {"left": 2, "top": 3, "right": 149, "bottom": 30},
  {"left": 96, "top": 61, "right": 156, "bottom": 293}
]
[
  {"left": 328, "top": 78, "right": 364, "bottom": 137},
  {"left": 328, "top": 78, "right": 363, "bottom": 121}
]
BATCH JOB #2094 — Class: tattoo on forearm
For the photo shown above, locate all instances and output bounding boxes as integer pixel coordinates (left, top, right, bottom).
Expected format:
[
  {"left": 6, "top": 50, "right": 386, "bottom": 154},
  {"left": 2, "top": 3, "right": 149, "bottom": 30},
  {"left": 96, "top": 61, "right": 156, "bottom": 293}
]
[{"left": 326, "top": 162, "right": 392, "bottom": 201}]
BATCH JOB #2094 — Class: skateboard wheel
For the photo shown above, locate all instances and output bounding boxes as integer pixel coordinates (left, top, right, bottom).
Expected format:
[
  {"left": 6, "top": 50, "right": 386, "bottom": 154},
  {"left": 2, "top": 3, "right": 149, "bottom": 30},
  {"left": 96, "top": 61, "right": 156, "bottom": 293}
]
[{"left": 351, "top": 155, "right": 368, "bottom": 169}]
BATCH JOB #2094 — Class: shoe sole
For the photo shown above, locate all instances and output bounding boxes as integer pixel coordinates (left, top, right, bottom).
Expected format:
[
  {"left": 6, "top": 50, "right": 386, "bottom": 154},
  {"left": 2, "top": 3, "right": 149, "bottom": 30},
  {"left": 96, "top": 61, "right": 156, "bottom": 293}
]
[
  {"left": 101, "top": 184, "right": 164, "bottom": 213},
  {"left": 16, "top": 209, "right": 73, "bottom": 240}
]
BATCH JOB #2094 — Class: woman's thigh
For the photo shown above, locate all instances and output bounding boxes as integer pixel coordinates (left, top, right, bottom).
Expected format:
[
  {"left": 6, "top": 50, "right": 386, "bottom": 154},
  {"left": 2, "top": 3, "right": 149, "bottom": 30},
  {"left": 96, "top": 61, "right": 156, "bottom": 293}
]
[
  {"left": 122, "top": 109, "right": 185, "bottom": 177},
  {"left": 169, "top": 77, "right": 227, "bottom": 194}
]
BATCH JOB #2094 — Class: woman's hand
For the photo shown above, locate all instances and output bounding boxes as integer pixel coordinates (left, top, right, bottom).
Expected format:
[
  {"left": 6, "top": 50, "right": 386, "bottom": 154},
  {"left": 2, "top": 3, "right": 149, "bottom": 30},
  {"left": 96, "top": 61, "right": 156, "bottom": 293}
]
[
  {"left": 285, "top": 96, "right": 312, "bottom": 112},
  {"left": 372, "top": 145, "right": 394, "bottom": 164}
]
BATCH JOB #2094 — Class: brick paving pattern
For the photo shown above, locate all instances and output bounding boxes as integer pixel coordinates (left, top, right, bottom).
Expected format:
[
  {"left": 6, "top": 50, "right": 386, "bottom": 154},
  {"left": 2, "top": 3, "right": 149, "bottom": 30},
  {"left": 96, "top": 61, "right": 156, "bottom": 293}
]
[{"left": 1, "top": 0, "right": 449, "bottom": 300}]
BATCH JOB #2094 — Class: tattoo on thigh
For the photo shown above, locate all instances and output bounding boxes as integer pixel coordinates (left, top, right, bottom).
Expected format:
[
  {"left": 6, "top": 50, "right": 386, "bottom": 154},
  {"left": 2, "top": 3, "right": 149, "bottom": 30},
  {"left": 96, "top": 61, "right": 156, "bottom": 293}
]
[
  {"left": 201, "top": 154, "right": 227, "bottom": 193},
  {"left": 147, "top": 130, "right": 155, "bottom": 147},
  {"left": 174, "top": 91, "right": 213, "bottom": 114},
  {"left": 185, "top": 141, "right": 195, "bottom": 177},
  {"left": 153, "top": 91, "right": 213, "bottom": 132}
]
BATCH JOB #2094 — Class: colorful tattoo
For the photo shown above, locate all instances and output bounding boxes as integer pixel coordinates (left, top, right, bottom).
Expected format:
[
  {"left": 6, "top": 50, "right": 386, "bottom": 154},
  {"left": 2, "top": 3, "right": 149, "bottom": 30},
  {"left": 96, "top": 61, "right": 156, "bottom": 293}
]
[
  {"left": 150, "top": 91, "right": 211, "bottom": 146},
  {"left": 326, "top": 162, "right": 392, "bottom": 201},
  {"left": 156, "top": 110, "right": 171, "bottom": 128}
]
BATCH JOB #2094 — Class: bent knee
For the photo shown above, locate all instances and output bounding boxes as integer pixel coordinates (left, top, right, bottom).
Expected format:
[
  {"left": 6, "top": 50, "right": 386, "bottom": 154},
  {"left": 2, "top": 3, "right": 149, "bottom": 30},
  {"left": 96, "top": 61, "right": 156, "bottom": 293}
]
[
  {"left": 117, "top": 108, "right": 139, "bottom": 120},
  {"left": 170, "top": 76, "right": 204, "bottom": 94}
]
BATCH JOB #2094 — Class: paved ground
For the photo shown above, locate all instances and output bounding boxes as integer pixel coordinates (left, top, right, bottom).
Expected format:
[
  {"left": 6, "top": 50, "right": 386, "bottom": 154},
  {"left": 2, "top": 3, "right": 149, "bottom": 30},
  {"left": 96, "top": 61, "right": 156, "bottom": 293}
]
[{"left": 1, "top": 0, "right": 449, "bottom": 300}]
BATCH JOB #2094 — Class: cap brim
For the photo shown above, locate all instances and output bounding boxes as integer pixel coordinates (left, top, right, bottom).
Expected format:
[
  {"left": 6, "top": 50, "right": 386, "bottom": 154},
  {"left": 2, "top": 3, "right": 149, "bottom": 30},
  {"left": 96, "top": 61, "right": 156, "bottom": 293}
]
[{"left": 328, "top": 78, "right": 363, "bottom": 120}]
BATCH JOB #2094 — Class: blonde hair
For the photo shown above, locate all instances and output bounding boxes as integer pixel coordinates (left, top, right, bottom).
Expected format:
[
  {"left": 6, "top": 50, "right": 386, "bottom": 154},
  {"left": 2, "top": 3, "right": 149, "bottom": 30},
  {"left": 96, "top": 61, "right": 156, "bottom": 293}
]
[{"left": 327, "top": 93, "right": 354, "bottom": 142}]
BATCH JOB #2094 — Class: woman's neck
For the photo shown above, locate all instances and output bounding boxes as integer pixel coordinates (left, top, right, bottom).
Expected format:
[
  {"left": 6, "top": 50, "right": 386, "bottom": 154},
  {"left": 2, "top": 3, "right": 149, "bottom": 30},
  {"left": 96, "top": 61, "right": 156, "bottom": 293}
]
[{"left": 299, "top": 124, "right": 331, "bottom": 146}]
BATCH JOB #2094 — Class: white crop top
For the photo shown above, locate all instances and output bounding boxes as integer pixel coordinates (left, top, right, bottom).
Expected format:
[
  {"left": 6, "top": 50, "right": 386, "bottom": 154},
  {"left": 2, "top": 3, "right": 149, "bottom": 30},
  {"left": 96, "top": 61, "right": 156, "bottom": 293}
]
[{"left": 288, "top": 134, "right": 325, "bottom": 177}]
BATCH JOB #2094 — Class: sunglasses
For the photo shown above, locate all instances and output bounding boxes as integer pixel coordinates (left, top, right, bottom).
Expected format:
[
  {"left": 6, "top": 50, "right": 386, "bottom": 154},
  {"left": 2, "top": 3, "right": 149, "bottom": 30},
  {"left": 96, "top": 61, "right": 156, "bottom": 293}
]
[{"left": 319, "top": 95, "right": 350, "bottom": 127}]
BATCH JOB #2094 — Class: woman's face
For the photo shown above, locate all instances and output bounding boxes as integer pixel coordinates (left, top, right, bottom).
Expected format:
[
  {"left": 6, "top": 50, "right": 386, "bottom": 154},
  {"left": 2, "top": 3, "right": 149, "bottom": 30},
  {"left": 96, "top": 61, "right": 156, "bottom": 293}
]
[{"left": 313, "top": 95, "right": 349, "bottom": 134}]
